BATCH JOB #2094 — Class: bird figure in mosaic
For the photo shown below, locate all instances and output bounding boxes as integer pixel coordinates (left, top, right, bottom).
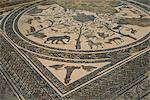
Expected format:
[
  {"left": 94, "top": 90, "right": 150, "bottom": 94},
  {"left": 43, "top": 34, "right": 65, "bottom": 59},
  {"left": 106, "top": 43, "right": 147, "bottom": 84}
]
[
  {"left": 81, "top": 65, "right": 97, "bottom": 72},
  {"left": 49, "top": 64, "right": 65, "bottom": 70}
]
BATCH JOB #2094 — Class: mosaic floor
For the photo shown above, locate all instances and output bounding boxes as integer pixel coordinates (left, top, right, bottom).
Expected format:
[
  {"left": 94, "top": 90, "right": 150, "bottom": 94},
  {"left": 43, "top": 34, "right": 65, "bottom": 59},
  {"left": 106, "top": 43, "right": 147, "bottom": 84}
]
[
  {"left": 0, "top": 0, "right": 149, "bottom": 100},
  {"left": 0, "top": 72, "right": 18, "bottom": 100}
]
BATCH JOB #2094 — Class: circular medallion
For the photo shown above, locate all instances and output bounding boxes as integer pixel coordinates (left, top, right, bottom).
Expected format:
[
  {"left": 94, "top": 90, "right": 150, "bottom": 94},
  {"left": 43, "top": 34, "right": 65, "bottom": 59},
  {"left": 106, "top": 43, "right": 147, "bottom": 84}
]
[{"left": 2, "top": 0, "right": 150, "bottom": 60}]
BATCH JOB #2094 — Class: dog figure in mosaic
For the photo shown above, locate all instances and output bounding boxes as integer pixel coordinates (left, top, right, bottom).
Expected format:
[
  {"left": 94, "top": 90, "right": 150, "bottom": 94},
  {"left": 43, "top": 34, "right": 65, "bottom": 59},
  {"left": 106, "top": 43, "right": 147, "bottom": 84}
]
[
  {"left": 44, "top": 35, "right": 70, "bottom": 44},
  {"left": 87, "top": 40, "right": 104, "bottom": 49}
]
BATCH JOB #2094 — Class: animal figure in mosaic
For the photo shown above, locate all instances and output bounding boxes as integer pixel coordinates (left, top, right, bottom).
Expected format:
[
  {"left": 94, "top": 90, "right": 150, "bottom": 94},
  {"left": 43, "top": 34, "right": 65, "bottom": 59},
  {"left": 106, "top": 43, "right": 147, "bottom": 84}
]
[
  {"left": 105, "top": 37, "right": 124, "bottom": 44},
  {"left": 26, "top": 26, "right": 47, "bottom": 39},
  {"left": 30, "top": 26, "right": 36, "bottom": 33},
  {"left": 81, "top": 65, "right": 97, "bottom": 71},
  {"left": 97, "top": 32, "right": 109, "bottom": 39},
  {"left": 84, "top": 35, "right": 98, "bottom": 39},
  {"left": 112, "top": 25, "right": 122, "bottom": 30},
  {"left": 44, "top": 35, "right": 70, "bottom": 44},
  {"left": 87, "top": 40, "right": 103, "bottom": 49},
  {"left": 49, "top": 64, "right": 64, "bottom": 70},
  {"left": 130, "top": 28, "right": 137, "bottom": 35}
]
